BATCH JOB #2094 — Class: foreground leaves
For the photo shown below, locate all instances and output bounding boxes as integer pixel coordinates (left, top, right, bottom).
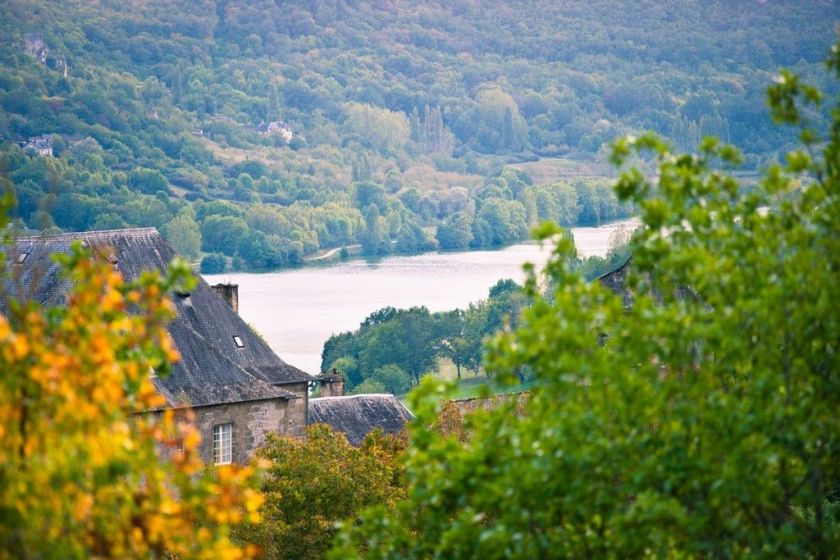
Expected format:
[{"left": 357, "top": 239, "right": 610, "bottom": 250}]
[
  {"left": 332, "top": 39, "right": 840, "bottom": 559},
  {"left": 0, "top": 243, "right": 262, "bottom": 559}
]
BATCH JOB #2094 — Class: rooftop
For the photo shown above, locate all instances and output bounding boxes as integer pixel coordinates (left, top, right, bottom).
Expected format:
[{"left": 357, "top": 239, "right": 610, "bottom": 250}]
[
  {"left": 3, "top": 228, "right": 313, "bottom": 409},
  {"left": 308, "top": 394, "right": 413, "bottom": 445}
]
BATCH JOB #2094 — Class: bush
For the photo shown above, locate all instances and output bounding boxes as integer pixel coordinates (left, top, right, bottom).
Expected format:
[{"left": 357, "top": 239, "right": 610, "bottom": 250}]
[{"left": 200, "top": 253, "right": 227, "bottom": 273}]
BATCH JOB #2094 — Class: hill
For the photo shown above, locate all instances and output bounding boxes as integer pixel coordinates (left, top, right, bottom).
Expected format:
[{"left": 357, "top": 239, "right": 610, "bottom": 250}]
[{"left": 0, "top": 0, "right": 835, "bottom": 268}]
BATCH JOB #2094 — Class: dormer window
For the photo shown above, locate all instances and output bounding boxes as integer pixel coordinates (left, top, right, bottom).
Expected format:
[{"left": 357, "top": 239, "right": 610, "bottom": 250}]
[
  {"left": 16, "top": 252, "right": 28, "bottom": 264},
  {"left": 233, "top": 335, "right": 244, "bottom": 348}
]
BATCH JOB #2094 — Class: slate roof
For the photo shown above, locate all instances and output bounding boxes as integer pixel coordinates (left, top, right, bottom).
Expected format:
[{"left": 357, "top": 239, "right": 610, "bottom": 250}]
[
  {"left": 596, "top": 257, "right": 633, "bottom": 307},
  {"left": 2, "top": 228, "right": 312, "bottom": 409},
  {"left": 308, "top": 394, "right": 413, "bottom": 445},
  {"left": 596, "top": 256, "right": 698, "bottom": 306}
]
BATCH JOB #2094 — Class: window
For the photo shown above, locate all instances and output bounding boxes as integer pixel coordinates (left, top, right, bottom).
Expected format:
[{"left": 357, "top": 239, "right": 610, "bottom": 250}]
[
  {"left": 213, "top": 423, "right": 233, "bottom": 465},
  {"left": 172, "top": 438, "right": 184, "bottom": 460},
  {"left": 16, "top": 252, "right": 28, "bottom": 264},
  {"left": 233, "top": 335, "right": 244, "bottom": 348}
]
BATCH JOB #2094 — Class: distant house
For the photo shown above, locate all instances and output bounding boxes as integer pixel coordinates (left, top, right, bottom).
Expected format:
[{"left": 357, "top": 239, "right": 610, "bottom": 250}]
[
  {"left": 597, "top": 257, "right": 699, "bottom": 306},
  {"left": 597, "top": 257, "right": 633, "bottom": 307},
  {"left": 436, "top": 393, "right": 528, "bottom": 440},
  {"left": 3, "top": 228, "right": 314, "bottom": 465},
  {"left": 308, "top": 376, "right": 413, "bottom": 445},
  {"left": 256, "top": 120, "right": 293, "bottom": 142},
  {"left": 18, "top": 135, "right": 53, "bottom": 157}
]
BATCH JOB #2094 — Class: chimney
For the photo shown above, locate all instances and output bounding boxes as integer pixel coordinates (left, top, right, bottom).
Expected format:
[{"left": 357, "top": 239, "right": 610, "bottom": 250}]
[
  {"left": 319, "top": 369, "right": 345, "bottom": 397},
  {"left": 212, "top": 283, "right": 239, "bottom": 314}
]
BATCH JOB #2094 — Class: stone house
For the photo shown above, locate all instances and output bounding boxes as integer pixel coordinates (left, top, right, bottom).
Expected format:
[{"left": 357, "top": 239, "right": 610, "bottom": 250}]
[
  {"left": 18, "top": 135, "right": 54, "bottom": 157},
  {"left": 597, "top": 257, "right": 699, "bottom": 307},
  {"left": 3, "top": 228, "right": 313, "bottom": 465},
  {"left": 597, "top": 257, "right": 633, "bottom": 307},
  {"left": 256, "top": 120, "right": 293, "bottom": 143},
  {"left": 309, "top": 373, "right": 413, "bottom": 445},
  {"left": 308, "top": 394, "right": 413, "bottom": 446}
]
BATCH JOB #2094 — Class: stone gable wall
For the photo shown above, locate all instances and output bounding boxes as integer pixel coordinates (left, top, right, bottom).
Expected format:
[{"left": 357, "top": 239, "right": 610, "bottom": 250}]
[{"left": 193, "top": 383, "right": 306, "bottom": 464}]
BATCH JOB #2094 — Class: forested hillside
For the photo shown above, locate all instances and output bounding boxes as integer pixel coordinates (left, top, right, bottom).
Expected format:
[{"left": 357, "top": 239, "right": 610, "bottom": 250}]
[{"left": 0, "top": 0, "right": 835, "bottom": 269}]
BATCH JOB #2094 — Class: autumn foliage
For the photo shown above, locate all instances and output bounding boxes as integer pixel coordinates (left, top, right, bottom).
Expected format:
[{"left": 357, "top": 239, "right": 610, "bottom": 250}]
[
  {"left": 236, "top": 424, "right": 407, "bottom": 560},
  {"left": 0, "top": 240, "right": 262, "bottom": 559}
]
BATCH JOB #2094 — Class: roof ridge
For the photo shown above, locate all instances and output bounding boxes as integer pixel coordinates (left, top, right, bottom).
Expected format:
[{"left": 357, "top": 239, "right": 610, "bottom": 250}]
[
  {"left": 13, "top": 227, "right": 159, "bottom": 241},
  {"left": 311, "top": 394, "right": 397, "bottom": 401},
  {"left": 594, "top": 255, "right": 632, "bottom": 281}
]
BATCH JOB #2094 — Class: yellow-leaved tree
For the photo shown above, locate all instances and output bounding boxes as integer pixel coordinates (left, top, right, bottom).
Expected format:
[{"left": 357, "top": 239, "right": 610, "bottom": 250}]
[{"left": 0, "top": 193, "right": 263, "bottom": 558}]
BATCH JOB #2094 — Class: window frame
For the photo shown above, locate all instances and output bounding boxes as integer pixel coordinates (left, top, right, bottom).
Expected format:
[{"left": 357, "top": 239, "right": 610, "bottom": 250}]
[{"left": 213, "top": 422, "right": 233, "bottom": 465}]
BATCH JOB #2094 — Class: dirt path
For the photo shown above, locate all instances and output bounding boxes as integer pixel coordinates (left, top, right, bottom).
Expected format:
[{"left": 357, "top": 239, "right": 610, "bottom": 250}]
[{"left": 305, "top": 244, "right": 361, "bottom": 262}]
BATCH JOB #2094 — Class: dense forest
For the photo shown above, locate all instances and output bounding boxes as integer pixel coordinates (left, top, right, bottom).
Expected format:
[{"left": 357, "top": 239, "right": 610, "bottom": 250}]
[{"left": 0, "top": 0, "right": 835, "bottom": 269}]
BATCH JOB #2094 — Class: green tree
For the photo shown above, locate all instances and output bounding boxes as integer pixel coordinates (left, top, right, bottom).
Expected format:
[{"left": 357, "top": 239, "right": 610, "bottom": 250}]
[
  {"left": 361, "top": 204, "right": 388, "bottom": 256},
  {"left": 162, "top": 212, "right": 201, "bottom": 261},
  {"left": 396, "top": 307, "right": 439, "bottom": 385},
  {"left": 52, "top": 193, "right": 100, "bottom": 231},
  {"left": 352, "top": 182, "right": 387, "bottom": 213},
  {"left": 436, "top": 212, "right": 473, "bottom": 250},
  {"left": 329, "top": 356, "right": 362, "bottom": 389},
  {"left": 171, "top": 64, "right": 183, "bottom": 103},
  {"left": 127, "top": 167, "right": 170, "bottom": 195},
  {"left": 344, "top": 103, "right": 410, "bottom": 154},
  {"left": 472, "top": 198, "right": 528, "bottom": 246},
  {"left": 240, "top": 230, "right": 283, "bottom": 268},
  {"left": 394, "top": 219, "right": 427, "bottom": 254},
  {"left": 474, "top": 88, "right": 528, "bottom": 153},
  {"left": 350, "top": 379, "right": 386, "bottom": 395},
  {"left": 351, "top": 152, "right": 373, "bottom": 183},
  {"left": 200, "top": 253, "right": 227, "bottom": 274},
  {"left": 332, "top": 43, "right": 840, "bottom": 559},
  {"left": 358, "top": 322, "right": 409, "bottom": 379},
  {"left": 434, "top": 309, "right": 469, "bottom": 379},
  {"left": 267, "top": 82, "right": 284, "bottom": 121},
  {"left": 236, "top": 425, "right": 406, "bottom": 560},
  {"left": 370, "top": 364, "right": 412, "bottom": 395},
  {"left": 195, "top": 200, "right": 246, "bottom": 222},
  {"left": 200, "top": 214, "right": 249, "bottom": 256}
]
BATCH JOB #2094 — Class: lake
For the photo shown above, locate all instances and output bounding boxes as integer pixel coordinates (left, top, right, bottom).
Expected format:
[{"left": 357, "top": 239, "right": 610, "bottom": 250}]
[{"left": 204, "top": 218, "right": 638, "bottom": 375}]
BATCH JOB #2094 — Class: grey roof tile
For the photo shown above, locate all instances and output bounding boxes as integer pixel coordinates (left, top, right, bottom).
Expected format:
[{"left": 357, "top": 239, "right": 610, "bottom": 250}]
[
  {"left": 308, "top": 394, "right": 413, "bottom": 445},
  {"left": 2, "top": 228, "right": 312, "bottom": 409}
]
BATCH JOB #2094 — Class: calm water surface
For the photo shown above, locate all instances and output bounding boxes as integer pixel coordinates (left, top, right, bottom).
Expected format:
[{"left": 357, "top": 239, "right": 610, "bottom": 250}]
[{"left": 204, "top": 218, "right": 638, "bottom": 374}]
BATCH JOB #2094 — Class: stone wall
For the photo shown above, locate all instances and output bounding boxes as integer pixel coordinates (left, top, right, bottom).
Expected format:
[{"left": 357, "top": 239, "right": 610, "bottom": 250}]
[
  {"left": 193, "top": 383, "right": 309, "bottom": 464},
  {"left": 193, "top": 399, "right": 288, "bottom": 464},
  {"left": 153, "top": 383, "right": 310, "bottom": 465},
  {"left": 283, "top": 382, "right": 309, "bottom": 436}
]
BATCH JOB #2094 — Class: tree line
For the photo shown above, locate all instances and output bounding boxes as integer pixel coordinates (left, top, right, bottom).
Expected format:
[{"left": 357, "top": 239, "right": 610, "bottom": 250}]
[
  {"left": 320, "top": 235, "right": 631, "bottom": 395},
  {"left": 0, "top": 137, "right": 631, "bottom": 272}
]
